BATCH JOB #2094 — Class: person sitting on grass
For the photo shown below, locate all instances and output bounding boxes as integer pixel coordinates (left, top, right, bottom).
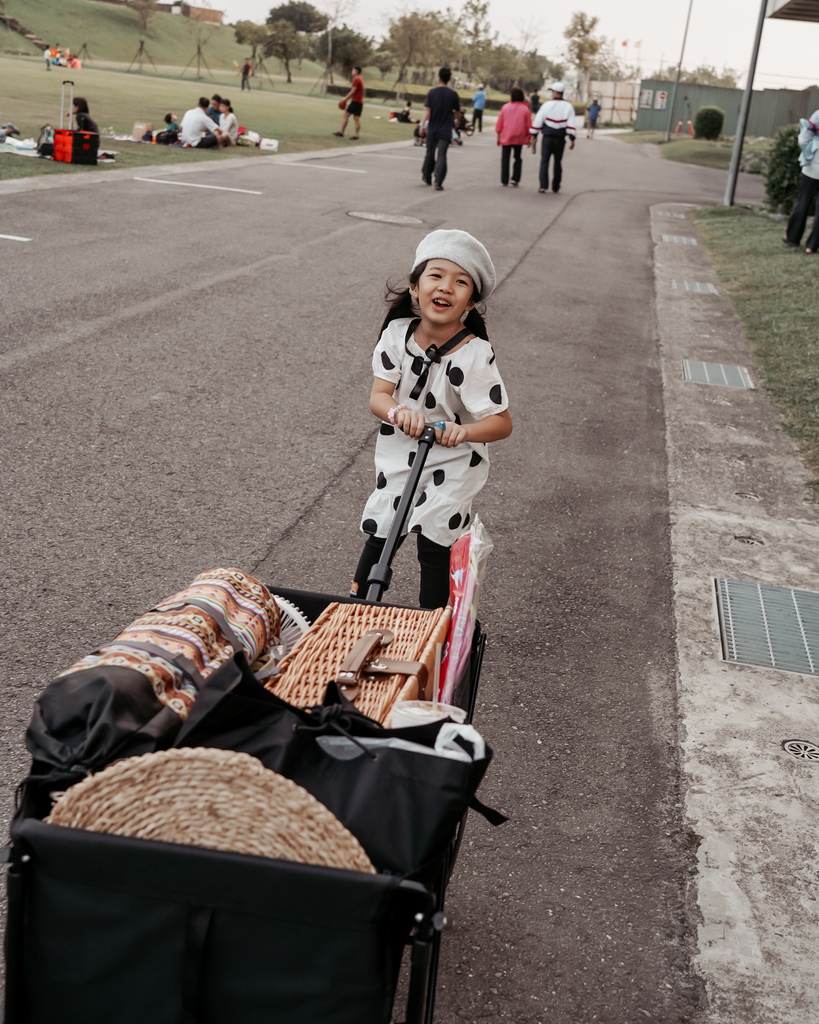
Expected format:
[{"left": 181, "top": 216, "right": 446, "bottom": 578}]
[
  {"left": 216, "top": 98, "right": 238, "bottom": 148},
  {"left": 206, "top": 94, "right": 222, "bottom": 125},
  {"left": 164, "top": 112, "right": 181, "bottom": 133},
  {"left": 393, "top": 102, "right": 418, "bottom": 124},
  {"left": 72, "top": 98, "right": 98, "bottom": 135},
  {"left": 179, "top": 97, "right": 219, "bottom": 148}
]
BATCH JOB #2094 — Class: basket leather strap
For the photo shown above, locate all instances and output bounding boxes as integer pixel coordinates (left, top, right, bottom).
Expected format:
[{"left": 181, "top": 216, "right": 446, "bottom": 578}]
[{"left": 334, "top": 629, "right": 428, "bottom": 700}]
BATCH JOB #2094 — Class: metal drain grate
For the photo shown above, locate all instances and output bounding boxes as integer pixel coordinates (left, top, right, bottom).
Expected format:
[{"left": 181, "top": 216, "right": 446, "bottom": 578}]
[
  {"left": 347, "top": 211, "right": 423, "bottom": 225},
  {"left": 783, "top": 740, "right": 819, "bottom": 761},
  {"left": 683, "top": 359, "right": 753, "bottom": 388},
  {"left": 662, "top": 235, "right": 698, "bottom": 245},
  {"left": 714, "top": 578, "right": 819, "bottom": 675},
  {"left": 672, "top": 280, "right": 718, "bottom": 294}
]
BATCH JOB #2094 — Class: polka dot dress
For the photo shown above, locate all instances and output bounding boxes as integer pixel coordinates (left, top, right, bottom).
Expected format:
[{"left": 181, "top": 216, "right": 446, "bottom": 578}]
[{"left": 360, "top": 317, "right": 509, "bottom": 548}]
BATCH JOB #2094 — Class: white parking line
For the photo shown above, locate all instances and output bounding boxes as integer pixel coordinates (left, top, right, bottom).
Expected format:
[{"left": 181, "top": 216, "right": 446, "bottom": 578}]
[
  {"left": 132, "top": 177, "right": 263, "bottom": 194},
  {"left": 0, "top": 233, "right": 31, "bottom": 242},
  {"left": 285, "top": 163, "right": 366, "bottom": 174}
]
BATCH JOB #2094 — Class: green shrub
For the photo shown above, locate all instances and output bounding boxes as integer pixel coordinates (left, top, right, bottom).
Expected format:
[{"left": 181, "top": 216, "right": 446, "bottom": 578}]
[
  {"left": 763, "top": 124, "right": 801, "bottom": 213},
  {"left": 693, "top": 106, "right": 724, "bottom": 140}
]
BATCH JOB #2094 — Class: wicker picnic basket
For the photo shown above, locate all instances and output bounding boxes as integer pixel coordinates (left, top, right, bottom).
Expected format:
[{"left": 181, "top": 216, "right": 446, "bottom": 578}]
[
  {"left": 45, "top": 747, "right": 375, "bottom": 874},
  {"left": 266, "top": 602, "right": 451, "bottom": 724}
]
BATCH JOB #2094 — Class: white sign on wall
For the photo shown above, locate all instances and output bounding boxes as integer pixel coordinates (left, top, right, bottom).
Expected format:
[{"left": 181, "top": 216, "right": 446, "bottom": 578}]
[
  {"left": 639, "top": 90, "right": 653, "bottom": 108},
  {"left": 654, "top": 91, "right": 668, "bottom": 110}
]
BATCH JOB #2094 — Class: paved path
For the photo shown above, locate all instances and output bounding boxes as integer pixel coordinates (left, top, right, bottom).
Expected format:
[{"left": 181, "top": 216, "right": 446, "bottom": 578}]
[{"left": 0, "top": 132, "right": 764, "bottom": 1021}]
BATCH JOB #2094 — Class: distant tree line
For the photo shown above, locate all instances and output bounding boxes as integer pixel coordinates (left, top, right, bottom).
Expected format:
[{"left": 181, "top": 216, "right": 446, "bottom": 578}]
[{"left": 235, "top": 0, "right": 557, "bottom": 93}]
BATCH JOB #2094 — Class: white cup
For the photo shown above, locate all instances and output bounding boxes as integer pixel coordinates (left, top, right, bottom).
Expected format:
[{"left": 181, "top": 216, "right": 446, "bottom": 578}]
[{"left": 390, "top": 700, "right": 467, "bottom": 729}]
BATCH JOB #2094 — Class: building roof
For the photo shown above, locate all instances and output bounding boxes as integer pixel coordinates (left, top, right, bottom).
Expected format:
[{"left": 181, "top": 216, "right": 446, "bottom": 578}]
[{"left": 767, "top": 0, "right": 819, "bottom": 21}]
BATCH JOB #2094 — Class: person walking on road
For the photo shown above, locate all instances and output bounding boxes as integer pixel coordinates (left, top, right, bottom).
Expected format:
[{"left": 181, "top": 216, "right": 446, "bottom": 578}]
[
  {"left": 241, "top": 58, "right": 252, "bottom": 91},
  {"left": 333, "top": 66, "right": 365, "bottom": 140},
  {"left": 472, "top": 84, "right": 486, "bottom": 133},
  {"left": 421, "top": 67, "right": 461, "bottom": 191},
  {"left": 530, "top": 82, "right": 576, "bottom": 194},
  {"left": 495, "top": 87, "right": 532, "bottom": 187},
  {"left": 783, "top": 109, "right": 819, "bottom": 254},
  {"left": 351, "top": 228, "right": 512, "bottom": 609},
  {"left": 587, "top": 98, "right": 601, "bottom": 138}
]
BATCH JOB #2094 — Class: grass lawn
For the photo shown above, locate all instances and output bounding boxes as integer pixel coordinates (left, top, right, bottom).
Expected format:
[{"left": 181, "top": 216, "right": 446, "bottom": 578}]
[
  {"left": 0, "top": 56, "right": 418, "bottom": 179},
  {"left": 614, "top": 131, "right": 772, "bottom": 171},
  {"left": 689, "top": 206, "right": 819, "bottom": 497}
]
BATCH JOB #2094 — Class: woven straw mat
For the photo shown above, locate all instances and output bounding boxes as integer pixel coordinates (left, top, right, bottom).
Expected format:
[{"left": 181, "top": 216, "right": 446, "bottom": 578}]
[
  {"left": 267, "top": 602, "right": 451, "bottom": 723},
  {"left": 45, "top": 748, "right": 374, "bottom": 874}
]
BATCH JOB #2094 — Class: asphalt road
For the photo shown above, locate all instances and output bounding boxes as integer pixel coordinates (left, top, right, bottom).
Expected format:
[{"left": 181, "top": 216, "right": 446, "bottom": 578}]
[{"left": 0, "top": 130, "right": 763, "bottom": 1022}]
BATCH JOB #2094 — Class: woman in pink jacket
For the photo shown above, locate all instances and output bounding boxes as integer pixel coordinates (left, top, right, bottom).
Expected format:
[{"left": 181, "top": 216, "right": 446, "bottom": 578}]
[{"left": 495, "top": 87, "right": 533, "bottom": 187}]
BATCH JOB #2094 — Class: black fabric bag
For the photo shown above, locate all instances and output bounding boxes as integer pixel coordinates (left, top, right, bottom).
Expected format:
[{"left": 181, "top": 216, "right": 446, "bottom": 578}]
[
  {"left": 174, "top": 653, "right": 497, "bottom": 876},
  {"left": 15, "top": 665, "right": 182, "bottom": 826},
  {"left": 5, "top": 818, "right": 429, "bottom": 1024}
]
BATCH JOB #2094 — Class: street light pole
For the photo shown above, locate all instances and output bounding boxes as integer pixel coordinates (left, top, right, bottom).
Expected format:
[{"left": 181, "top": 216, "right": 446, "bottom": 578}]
[
  {"left": 664, "top": 0, "right": 694, "bottom": 142},
  {"left": 723, "top": 0, "right": 768, "bottom": 206}
]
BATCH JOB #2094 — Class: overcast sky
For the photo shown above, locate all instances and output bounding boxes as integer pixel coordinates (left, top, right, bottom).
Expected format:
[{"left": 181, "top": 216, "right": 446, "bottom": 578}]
[{"left": 218, "top": 0, "right": 819, "bottom": 91}]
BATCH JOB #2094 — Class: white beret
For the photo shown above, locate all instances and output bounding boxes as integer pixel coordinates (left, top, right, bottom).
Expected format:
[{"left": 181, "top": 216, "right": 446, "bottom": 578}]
[{"left": 412, "top": 229, "right": 496, "bottom": 299}]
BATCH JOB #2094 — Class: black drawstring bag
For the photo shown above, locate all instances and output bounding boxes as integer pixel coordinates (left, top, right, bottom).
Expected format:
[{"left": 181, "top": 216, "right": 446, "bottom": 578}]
[
  {"left": 15, "top": 665, "right": 183, "bottom": 826},
  {"left": 174, "top": 653, "right": 502, "bottom": 877}
]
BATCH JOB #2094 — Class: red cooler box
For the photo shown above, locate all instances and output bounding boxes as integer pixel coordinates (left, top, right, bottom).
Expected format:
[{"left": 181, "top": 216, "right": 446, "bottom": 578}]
[{"left": 53, "top": 128, "right": 98, "bottom": 165}]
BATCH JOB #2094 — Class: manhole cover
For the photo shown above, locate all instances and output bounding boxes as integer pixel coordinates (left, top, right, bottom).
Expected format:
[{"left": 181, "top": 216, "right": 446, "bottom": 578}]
[
  {"left": 783, "top": 740, "right": 819, "bottom": 761},
  {"left": 734, "top": 535, "right": 764, "bottom": 546},
  {"left": 348, "top": 211, "right": 423, "bottom": 226},
  {"left": 714, "top": 578, "right": 819, "bottom": 675},
  {"left": 683, "top": 359, "right": 753, "bottom": 389}
]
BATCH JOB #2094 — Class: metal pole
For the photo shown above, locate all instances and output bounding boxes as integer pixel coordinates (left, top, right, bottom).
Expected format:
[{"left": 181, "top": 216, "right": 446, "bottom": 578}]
[
  {"left": 664, "top": 0, "right": 694, "bottom": 142},
  {"left": 723, "top": 0, "right": 768, "bottom": 206}
]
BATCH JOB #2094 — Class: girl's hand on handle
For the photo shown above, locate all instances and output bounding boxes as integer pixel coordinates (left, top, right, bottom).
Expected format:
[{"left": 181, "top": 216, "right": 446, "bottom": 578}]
[
  {"left": 434, "top": 421, "right": 468, "bottom": 447},
  {"left": 395, "top": 407, "right": 426, "bottom": 439}
]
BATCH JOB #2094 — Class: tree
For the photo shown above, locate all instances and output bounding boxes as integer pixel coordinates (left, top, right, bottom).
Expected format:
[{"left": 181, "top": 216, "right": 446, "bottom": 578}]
[
  {"left": 265, "top": 18, "right": 301, "bottom": 82},
  {"left": 563, "top": 11, "right": 601, "bottom": 100},
  {"left": 386, "top": 10, "right": 447, "bottom": 86},
  {"left": 462, "top": 0, "right": 494, "bottom": 81},
  {"left": 682, "top": 65, "right": 739, "bottom": 88},
  {"left": 130, "top": 0, "right": 157, "bottom": 31},
  {"left": 483, "top": 43, "right": 517, "bottom": 93},
  {"left": 372, "top": 42, "right": 396, "bottom": 81},
  {"left": 234, "top": 20, "right": 270, "bottom": 62},
  {"left": 518, "top": 50, "right": 547, "bottom": 93},
  {"left": 315, "top": 24, "right": 373, "bottom": 78},
  {"left": 647, "top": 64, "right": 739, "bottom": 88},
  {"left": 267, "top": 2, "right": 327, "bottom": 33}
]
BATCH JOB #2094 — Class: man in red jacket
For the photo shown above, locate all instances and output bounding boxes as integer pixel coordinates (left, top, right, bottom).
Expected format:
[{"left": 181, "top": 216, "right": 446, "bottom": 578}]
[{"left": 333, "top": 66, "right": 365, "bottom": 140}]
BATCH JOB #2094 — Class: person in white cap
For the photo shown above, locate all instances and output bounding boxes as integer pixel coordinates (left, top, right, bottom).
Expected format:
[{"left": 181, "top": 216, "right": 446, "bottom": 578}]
[
  {"left": 529, "top": 81, "right": 576, "bottom": 194},
  {"left": 351, "top": 229, "right": 513, "bottom": 609}
]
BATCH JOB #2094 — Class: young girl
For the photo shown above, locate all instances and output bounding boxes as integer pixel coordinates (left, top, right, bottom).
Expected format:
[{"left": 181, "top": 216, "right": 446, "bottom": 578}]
[{"left": 351, "top": 229, "right": 513, "bottom": 609}]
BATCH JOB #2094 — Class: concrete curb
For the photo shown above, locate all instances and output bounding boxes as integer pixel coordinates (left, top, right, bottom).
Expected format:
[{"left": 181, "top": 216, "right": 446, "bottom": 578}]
[{"left": 653, "top": 203, "right": 819, "bottom": 1023}]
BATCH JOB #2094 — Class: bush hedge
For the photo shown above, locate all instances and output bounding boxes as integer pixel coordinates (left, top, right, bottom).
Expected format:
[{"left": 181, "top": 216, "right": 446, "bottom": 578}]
[
  {"left": 763, "top": 123, "right": 801, "bottom": 214},
  {"left": 694, "top": 106, "right": 724, "bottom": 140},
  {"left": 326, "top": 83, "right": 507, "bottom": 111}
]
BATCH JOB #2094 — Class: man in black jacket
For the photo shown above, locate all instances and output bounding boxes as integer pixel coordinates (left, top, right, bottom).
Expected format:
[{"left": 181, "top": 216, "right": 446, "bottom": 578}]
[{"left": 421, "top": 67, "right": 460, "bottom": 191}]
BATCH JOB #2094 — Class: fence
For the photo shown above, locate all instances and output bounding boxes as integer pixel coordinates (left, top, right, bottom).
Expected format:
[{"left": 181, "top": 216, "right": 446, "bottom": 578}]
[
  {"left": 584, "top": 80, "right": 640, "bottom": 125},
  {"left": 635, "top": 79, "right": 819, "bottom": 136}
]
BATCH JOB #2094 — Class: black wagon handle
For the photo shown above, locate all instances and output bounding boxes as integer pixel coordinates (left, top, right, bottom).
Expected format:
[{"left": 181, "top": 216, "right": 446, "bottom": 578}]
[{"left": 365, "top": 425, "right": 437, "bottom": 602}]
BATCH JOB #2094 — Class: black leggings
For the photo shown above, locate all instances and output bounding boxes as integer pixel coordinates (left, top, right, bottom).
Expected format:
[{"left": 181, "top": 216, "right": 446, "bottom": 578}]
[{"left": 352, "top": 533, "right": 451, "bottom": 609}]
